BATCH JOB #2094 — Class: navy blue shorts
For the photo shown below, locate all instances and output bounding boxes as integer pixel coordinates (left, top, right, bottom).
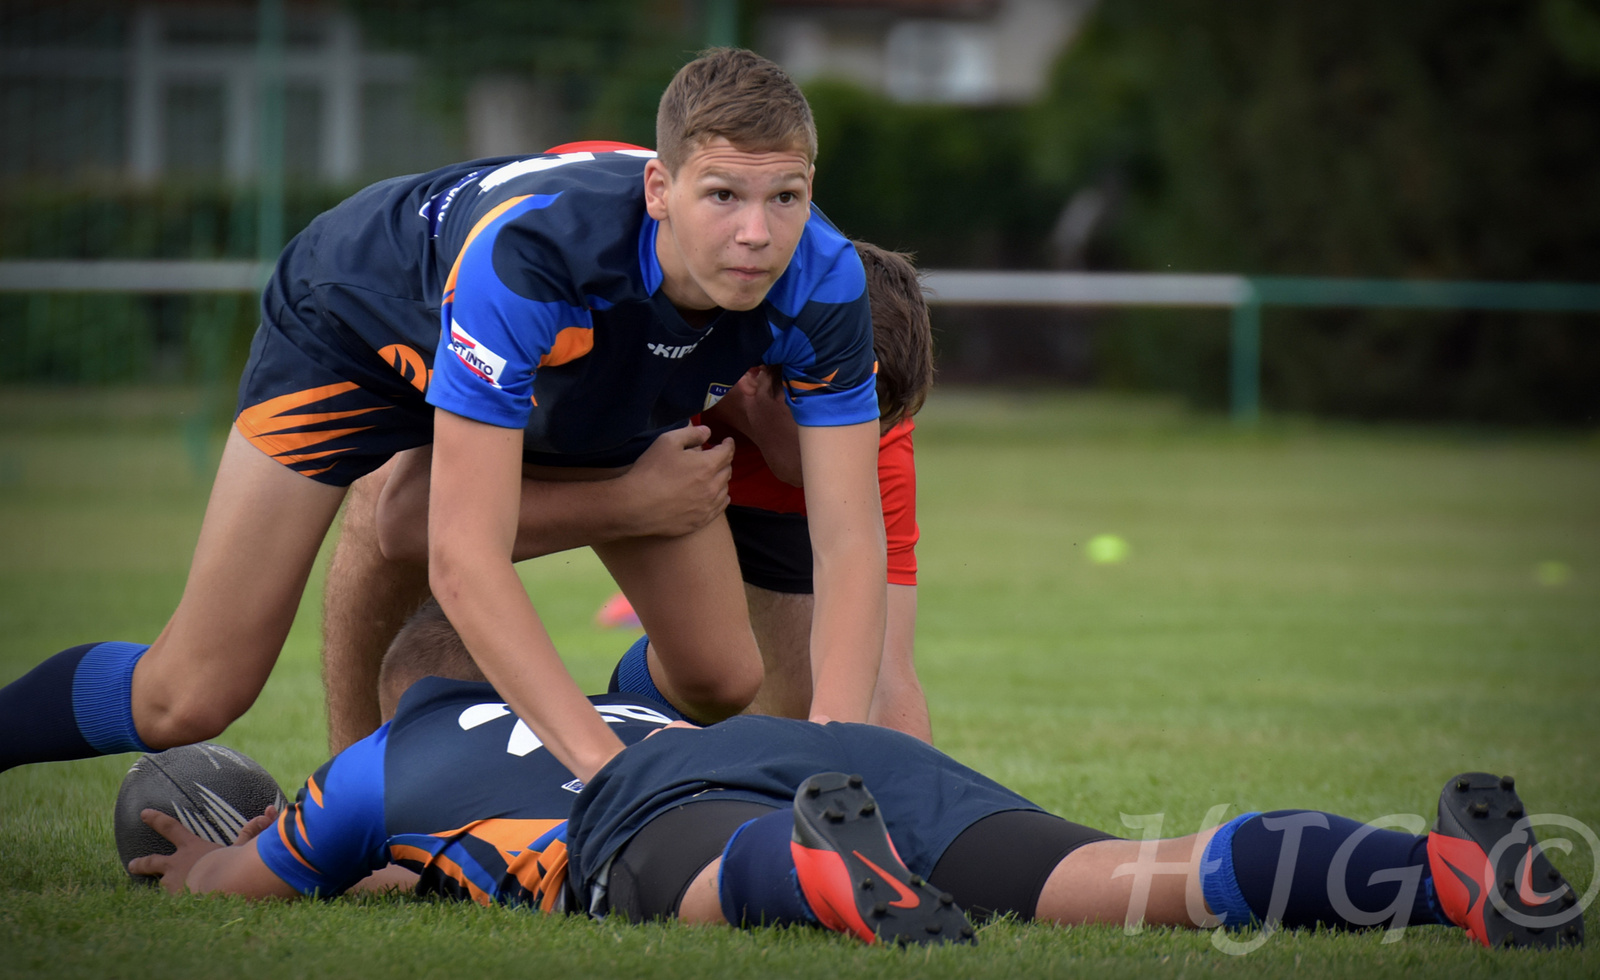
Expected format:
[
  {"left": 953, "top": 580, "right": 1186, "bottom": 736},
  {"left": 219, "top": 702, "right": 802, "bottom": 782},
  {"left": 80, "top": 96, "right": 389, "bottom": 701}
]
[
  {"left": 234, "top": 172, "right": 454, "bottom": 486},
  {"left": 565, "top": 716, "right": 1045, "bottom": 914}
]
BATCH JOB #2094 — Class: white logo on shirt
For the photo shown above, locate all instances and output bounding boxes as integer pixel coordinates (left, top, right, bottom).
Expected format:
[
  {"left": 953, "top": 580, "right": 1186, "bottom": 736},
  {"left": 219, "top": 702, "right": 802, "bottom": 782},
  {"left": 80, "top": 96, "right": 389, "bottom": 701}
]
[
  {"left": 447, "top": 321, "right": 509, "bottom": 388},
  {"left": 458, "top": 701, "right": 673, "bottom": 757},
  {"left": 648, "top": 341, "right": 702, "bottom": 359}
]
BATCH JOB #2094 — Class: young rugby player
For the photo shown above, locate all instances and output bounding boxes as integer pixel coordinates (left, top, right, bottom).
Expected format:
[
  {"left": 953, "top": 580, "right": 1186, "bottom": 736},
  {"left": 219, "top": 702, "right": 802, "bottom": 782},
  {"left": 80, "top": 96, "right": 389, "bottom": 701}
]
[
  {"left": 361, "top": 241, "right": 936, "bottom": 745},
  {"left": 0, "top": 49, "right": 887, "bottom": 784},
  {"left": 130, "top": 602, "right": 1584, "bottom": 951}
]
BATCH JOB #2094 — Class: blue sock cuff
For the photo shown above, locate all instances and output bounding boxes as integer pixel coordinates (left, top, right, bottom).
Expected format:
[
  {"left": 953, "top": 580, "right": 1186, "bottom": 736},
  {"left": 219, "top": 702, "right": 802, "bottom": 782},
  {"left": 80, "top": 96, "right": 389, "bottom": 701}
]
[
  {"left": 717, "top": 817, "right": 762, "bottom": 925},
  {"left": 71, "top": 642, "right": 151, "bottom": 754},
  {"left": 1201, "top": 811, "right": 1261, "bottom": 929},
  {"left": 717, "top": 810, "right": 816, "bottom": 928},
  {"left": 614, "top": 635, "right": 668, "bottom": 708}
]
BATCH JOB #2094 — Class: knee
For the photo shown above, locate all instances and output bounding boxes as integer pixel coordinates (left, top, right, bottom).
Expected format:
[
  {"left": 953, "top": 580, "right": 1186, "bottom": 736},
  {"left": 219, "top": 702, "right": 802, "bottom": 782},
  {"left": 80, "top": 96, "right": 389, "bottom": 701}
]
[{"left": 658, "top": 648, "right": 763, "bottom": 722}]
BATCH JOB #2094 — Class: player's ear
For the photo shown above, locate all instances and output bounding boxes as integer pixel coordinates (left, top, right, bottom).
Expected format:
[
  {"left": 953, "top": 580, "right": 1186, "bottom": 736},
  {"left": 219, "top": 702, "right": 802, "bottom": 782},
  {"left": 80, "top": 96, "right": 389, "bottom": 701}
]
[{"left": 644, "top": 159, "right": 672, "bottom": 221}]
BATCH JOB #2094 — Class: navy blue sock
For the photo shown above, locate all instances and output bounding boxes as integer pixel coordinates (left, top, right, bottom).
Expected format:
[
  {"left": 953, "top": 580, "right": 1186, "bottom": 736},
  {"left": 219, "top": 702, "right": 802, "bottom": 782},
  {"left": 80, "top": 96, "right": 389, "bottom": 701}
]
[
  {"left": 0, "top": 642, "right": 151, "bottom": 771},
  {"left": 718, "top": 809, "right": 817, "bottom": 928},
  {"left": 609, "top": 634, "right": 669, "bottom": 708},
  {"left": 1202, "top": 809, "right": 1449, "bottom": 932}
]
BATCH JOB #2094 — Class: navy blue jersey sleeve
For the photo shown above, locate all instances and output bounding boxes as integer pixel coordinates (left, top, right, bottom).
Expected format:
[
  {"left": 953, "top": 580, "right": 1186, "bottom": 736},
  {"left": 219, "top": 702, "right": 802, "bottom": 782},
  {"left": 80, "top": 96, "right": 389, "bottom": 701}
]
[
  {"left": 428, "top": 195, "right": 593, "bottom": 429},
  {"left": 762, "top": 212, "right": 879, "bottom": 427},
  {"left": 255, "top": 725, "right": 390, "bottom": 897}
]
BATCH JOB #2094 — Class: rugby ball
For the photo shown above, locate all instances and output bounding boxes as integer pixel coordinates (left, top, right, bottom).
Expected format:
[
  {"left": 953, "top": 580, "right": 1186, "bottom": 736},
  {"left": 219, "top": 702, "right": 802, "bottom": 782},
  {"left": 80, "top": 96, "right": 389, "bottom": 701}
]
[{"left": 114, "top": 742, "right": 288, "bottom": 881}]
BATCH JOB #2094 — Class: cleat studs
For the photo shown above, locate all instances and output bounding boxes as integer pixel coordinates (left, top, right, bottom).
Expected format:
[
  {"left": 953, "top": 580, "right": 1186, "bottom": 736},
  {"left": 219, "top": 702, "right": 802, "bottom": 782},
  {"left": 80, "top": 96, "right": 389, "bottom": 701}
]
[
  {"left": 1562, "top": 892, "right": 1577, "bottom": 909},
  {"left": 861, "top": 878, "right": 874, "bottom": 890},
  {"left": 1502, "top": 880, "right": 1515, "bottom": 895},
  {"left": 910, "top": 875, "right": 924, "bottom": 887},
  {"left": 961, "top": 925, "right": 975, "bottom": 938},
  {"left": 1456, "top": 778, "right": 1471, "bottom": 792},
  {"left": 1508, "top": 805, "right": 1524, "bottom": 818},
  {"left": 823, "top": 806, "right": 845, "bottom": 822},
  {"left": 860, "top": 801, "right": 877, "bottom": 816},
  {"left": 939, "top": 892, "right": 955, "bottom": 906},
  {"left": 848, "top": 774, "right": 864, "bottom": 788},
  {"left": 806, "top": 782, "right": 822, "bottom": 798},
  {"left": 1471, "top": 801, "right": 1489, "bottom": 817},
  {"left": 1500, "top": 775, "right": 1515, "bottom": 791},
  {"left": 873, "top": 901, "right": 888, "bottom": 916},
  {"left": 926, "top": 923, "right": 942, "bottom": 935},
  {"left": 1548, "top": 868, "right": 1562, "bottom": 882}
]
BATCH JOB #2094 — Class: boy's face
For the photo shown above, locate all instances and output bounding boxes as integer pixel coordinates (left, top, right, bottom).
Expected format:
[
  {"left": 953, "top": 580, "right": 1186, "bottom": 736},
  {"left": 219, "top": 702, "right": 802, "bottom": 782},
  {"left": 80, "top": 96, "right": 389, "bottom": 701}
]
[{"left": 645, "top": 137, "right": 813, "bottom": 313}]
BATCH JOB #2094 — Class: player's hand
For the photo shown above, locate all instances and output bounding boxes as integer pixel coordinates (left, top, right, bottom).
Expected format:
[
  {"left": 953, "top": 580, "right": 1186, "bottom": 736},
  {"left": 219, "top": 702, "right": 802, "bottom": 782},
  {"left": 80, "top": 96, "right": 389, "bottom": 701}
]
[
  {"left": 621, "top": 426, "right": 732, "bottom": 538},
  {"left": 232, "top": 805, "right": 278, "bottom": 846},
  {"left": 128, "top": 808, "right": 227, "bottom": 895},
  {"left": 644, "top": 719, "right": 701, "bottom": 739}
]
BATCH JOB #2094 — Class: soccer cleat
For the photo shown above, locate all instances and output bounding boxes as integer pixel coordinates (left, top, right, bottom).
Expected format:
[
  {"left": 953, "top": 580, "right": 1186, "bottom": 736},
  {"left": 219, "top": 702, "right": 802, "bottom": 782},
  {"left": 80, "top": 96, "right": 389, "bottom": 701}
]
[
  {"left": 1427, "top": 772, "right": 1585, "bottom": 949},
  {"left": 790, "top": 772, "right": 977, "bottom": 946}
]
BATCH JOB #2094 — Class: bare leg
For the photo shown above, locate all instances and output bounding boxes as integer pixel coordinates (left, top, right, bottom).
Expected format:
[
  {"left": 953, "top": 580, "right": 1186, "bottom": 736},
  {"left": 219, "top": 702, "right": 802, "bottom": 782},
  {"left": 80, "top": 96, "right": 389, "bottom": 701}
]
[
  {"left": 1035, "top": 829, "right": 1220, "bottom": 929},
  {"left": 742, "top": 585, "right": 813, "bottom": 719},
  {"left": 678, "top": 857, "right": 727, "bottom": 924},
  {"left": 592, "top": 516, "right": 762, "bottom": 722},
  {"left": 321, "top": 456, "right": 432, "bottom": 752},
  {"left": 129, "top": 427, "right": 348, "bottom": 748}
]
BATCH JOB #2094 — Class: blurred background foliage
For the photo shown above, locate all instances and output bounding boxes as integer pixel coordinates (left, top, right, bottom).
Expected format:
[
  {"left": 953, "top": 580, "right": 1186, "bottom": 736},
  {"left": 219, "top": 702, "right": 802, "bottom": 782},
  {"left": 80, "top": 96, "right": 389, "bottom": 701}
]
[{"left": 3, "top": 0, "right": 1597, "bottom": 423}]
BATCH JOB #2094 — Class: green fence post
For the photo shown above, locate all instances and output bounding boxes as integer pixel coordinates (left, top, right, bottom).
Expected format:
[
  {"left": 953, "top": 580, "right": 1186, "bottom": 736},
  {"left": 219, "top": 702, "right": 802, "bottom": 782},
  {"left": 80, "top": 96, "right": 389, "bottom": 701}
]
[{"left": 1230, "top": 281, "right": 1261, "bottom": 425}]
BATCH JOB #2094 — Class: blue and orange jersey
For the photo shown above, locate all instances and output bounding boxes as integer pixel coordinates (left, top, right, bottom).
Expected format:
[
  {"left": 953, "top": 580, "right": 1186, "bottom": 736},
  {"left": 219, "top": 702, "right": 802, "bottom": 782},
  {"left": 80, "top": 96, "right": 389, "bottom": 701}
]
[
  {"left": 255, "top": 679, "right": 679, "bottom": 910},
  {"left": 420, "top": 148, "right": 879, "bottom": 466}
]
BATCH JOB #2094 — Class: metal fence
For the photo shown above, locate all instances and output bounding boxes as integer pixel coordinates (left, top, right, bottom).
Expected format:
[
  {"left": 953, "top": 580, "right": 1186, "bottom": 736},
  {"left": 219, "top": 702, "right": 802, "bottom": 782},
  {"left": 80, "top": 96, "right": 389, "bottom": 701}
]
[{"left": 4, "top": 261, "right": 1598, "bottom": 426}]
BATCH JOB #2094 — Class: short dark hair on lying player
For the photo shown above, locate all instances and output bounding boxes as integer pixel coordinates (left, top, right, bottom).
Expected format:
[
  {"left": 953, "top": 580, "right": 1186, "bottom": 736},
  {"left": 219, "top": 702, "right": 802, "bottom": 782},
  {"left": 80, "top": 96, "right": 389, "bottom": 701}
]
[
  {"left": 378, "top": 598, "right": 487, "bottom": 720},
  {"left": 855, "top": 242, "right": 934, "bottom": 431}
]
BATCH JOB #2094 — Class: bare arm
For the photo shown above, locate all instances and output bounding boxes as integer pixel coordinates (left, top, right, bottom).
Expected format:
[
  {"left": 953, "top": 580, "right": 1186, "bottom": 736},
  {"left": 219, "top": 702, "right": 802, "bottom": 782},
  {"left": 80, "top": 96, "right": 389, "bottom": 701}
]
[
  {"left": 127, "top": 808, "right": 299, "bottom": 900},
  {"left": 867, "top": 584, "right": 930, "bottom": 741},
  {"left": 797, "top": 419, "right": 887, "bottom": 724},
  {"left": 428, "top": 408, "right": 625, "bottom": 782},
  {"left": 378, "top": 427, "right": 734, "bottom": 564},
  {"left": 706, "top": 366, "right": 803, "bottom": 486}
]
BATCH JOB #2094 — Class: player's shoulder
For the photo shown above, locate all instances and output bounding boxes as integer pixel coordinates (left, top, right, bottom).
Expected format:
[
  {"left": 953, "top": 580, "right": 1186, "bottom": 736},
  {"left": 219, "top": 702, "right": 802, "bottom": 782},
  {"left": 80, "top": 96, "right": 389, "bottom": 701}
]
[
  {"left": 461, "top": 151, "right": 656, "bottom": 303},
  {"left": 764, "top": 205, "right": 865, "bottom": 320}
]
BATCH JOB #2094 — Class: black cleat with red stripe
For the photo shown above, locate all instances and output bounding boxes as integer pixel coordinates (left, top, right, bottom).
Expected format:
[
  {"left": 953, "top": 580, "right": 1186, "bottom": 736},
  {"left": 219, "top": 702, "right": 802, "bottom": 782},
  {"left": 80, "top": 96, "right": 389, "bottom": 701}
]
[
  {"left": 790, "top": 772, "right": 977, "bottom": 946},
  {"left": 1427, "top": 772, "right": 1585, "bottom": 949}
]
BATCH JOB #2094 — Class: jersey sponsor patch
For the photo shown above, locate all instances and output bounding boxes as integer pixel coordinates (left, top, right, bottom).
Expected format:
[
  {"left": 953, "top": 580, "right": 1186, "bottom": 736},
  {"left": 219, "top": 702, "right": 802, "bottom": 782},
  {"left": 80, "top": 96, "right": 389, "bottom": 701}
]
[{"left": 447, "top": 322, "right": 509, "bottom": 388}]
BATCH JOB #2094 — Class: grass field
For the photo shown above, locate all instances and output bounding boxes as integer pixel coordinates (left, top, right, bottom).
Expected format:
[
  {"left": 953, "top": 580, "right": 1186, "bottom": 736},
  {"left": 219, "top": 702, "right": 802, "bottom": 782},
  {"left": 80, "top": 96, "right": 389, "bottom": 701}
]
[{"left": 0, "top": 386, "right": 1596, "bottom": 979}]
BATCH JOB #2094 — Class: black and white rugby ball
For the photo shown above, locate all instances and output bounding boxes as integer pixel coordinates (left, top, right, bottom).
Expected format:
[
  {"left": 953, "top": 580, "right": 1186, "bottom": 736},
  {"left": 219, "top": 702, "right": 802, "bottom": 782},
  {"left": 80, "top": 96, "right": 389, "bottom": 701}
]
[{"left": 114, "top": 742, "right": 288, "bottom": 880}]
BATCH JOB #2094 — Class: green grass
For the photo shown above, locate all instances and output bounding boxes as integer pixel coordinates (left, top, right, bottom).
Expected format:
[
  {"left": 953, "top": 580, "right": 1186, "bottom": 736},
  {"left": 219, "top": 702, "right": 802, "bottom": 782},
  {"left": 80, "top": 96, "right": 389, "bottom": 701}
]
[{"left": 1, "top": 386, "right": 1596, "bottom": 979}]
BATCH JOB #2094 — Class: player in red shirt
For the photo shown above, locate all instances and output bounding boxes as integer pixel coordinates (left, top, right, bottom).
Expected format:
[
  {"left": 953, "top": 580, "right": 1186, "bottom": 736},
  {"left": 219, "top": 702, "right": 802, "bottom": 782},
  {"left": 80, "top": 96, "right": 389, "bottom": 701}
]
[{"left": 690, "top": 241, "right": 933, "bottom": 740}]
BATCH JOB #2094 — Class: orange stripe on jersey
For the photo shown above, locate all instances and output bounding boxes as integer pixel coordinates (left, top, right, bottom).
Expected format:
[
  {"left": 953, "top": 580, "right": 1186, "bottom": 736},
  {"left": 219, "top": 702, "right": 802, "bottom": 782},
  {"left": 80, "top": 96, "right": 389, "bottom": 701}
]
[
  {"left": 427, "top": 851, "right": 494, "bottom": 906},
  {"left": 236, "top": 382, "right": 384, "bottom": 462},
  {"left": 275, "top": 809, "right": 320, "bottom": 874},
  {"left": 300, "top": 464, "right": 337, "bottom": 478},
  {"left": 388, "top": 843, "right": 434, "bottom": 868},
  {"left": 442, "top": 194, "right": 535, "bottom": 302},
  {"left": 786, "top": 370, "right": 839, "bottom": 393},
  {"left": 306, "top": 775, "right": 325, "bottom": 809},
  {"left": 538, "top": 326, "right": 594, "bottom": 367},
  {"left": 294, "top": 806, "right": 314, "bottom": 851},
  {"left": 537, "top": 840, "right": 569, "bottom": 913},
  {"left": 423, "top": 817, "right": 565, "bottom": 869}
]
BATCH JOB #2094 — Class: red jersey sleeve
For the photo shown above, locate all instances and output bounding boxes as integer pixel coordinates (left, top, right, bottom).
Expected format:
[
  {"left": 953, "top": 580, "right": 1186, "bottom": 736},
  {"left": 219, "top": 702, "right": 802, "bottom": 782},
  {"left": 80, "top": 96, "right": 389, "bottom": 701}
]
[
  {"left": 705, "top": 414, "right": 920, "bottom": 586},
  {"left": 878, "top": 419, "right": 919, "bottom": 587}
]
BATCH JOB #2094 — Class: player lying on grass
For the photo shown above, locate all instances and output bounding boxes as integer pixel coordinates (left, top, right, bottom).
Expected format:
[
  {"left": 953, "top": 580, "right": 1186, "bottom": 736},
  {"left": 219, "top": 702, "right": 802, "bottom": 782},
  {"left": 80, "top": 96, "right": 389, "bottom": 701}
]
[
  {"left": 352, "top": 241, "right": 935, "bottom": 746},
  {"left": 130, "top": 603, "right": 1585, "bottom": 951},
  {"left": 0, "top": 48, "right": 888, "bottom": 785}
]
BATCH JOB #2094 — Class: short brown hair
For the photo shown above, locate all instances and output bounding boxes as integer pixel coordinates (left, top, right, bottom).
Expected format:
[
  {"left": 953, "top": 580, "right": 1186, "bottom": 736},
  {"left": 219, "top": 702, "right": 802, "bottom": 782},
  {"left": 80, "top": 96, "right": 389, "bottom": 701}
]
[
  {"left": 856, "top": 242, "right": 934, "bottom": 430},
  {"left": 656, "top": 48, "right": 817, "bottom": 173},
  {"left": 378, "top": 599, "right": 487, "bottom": 720}
]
